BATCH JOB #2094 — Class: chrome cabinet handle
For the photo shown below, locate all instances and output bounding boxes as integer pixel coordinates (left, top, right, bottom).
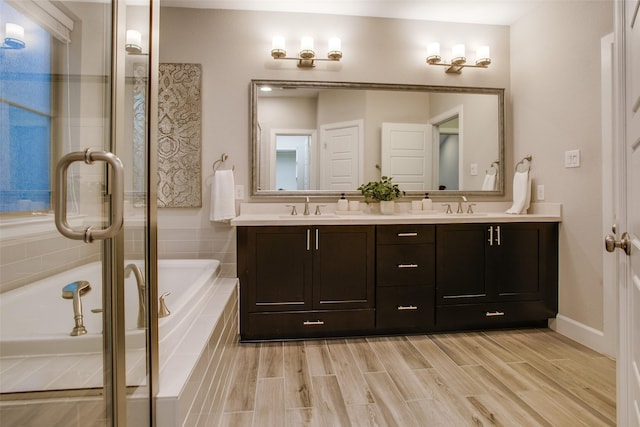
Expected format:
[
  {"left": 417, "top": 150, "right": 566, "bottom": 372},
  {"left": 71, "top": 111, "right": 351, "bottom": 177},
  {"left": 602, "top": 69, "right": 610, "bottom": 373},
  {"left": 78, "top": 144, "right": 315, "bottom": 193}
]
[
  {"left": 303, "top": 320, "right": 325, "bottom": 326},
  {"left": 397, "top": 232, "right": 418, "bottom": 237},
  {"left": 487, "top": 225, "right": 501, "bottom": 246},
  {"left": 306, "top": 229, "right": 311, "bottom": 251},
  {"left": 398, "top": 264, "right": 418, "bottom": 268},
  {"left": 397, "top": 305, "right": 418, "bottom": 310},
  {"left": 55, "top": 149, "right": 124, "bottom": 243},
  {"left": 485, "top": 311, "right": 505, "bottom": 317},
  {"left": 315, "top": 228, "right": 319, "bottom": 250}
]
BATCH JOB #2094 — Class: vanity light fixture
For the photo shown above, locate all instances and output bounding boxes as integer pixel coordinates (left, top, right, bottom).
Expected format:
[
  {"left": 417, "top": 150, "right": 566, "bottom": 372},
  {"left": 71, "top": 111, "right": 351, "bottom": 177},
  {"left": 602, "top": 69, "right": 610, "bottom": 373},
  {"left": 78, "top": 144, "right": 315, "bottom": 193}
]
[
  {"left": 2, "top": 23, "right": 25, "bottom": 50},
  {"left": 125, "top": 29, "right": 143, "bottom": 54},
  {"left": 271, "top": 36, "right": 342, "bottom": 67},
  {"left": 426, "top": 42, "right": 491, "bottom": 74}
]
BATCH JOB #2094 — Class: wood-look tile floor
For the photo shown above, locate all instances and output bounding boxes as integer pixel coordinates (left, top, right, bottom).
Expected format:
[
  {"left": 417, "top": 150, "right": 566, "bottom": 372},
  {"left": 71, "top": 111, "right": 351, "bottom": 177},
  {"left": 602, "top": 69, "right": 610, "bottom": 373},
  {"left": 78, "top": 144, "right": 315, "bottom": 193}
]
[{"left": 219, "top": 329, "right": 616, "bottom": 426}]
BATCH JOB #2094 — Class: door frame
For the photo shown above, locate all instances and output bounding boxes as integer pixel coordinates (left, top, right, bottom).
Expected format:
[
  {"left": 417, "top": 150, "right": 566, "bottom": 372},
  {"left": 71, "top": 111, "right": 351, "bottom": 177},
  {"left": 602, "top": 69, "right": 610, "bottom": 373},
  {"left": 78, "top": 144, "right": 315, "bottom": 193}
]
[
  {"left": 269, "top": 128, "right": 317, "bottom": 190},
  {"left": 429, "top": 105, "right": 463, "bottom": 190},
  {"left": 601, "top": 32, "right": 618, "bottom": 356}
]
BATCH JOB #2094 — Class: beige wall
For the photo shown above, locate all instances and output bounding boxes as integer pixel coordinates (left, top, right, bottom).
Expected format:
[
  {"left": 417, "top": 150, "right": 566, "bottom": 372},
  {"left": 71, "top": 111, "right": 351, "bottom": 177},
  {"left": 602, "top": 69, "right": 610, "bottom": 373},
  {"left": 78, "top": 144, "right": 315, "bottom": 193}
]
[
  {"left": 158, "top": 7, "right": 511, "bottom": 268},
  {"left": 510, "top": 1, "right": 613, "bottom": 331},
  {"left": 158, "top": 4, "right": 612, "bottom": 335}
]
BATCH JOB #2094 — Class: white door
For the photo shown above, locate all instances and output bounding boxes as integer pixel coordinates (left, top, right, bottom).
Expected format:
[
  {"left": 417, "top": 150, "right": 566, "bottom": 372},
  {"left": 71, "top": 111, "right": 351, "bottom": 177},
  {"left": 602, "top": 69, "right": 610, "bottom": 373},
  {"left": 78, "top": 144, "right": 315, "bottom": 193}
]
[
  {"left": 613, "top": 1, "right": 640, "bottom": 425},
  {"left": 320, "top": 120, "right": 364, "bottom": 190},
  {"left": 381, "top": 123, "right": 433, "bottom": 191}
]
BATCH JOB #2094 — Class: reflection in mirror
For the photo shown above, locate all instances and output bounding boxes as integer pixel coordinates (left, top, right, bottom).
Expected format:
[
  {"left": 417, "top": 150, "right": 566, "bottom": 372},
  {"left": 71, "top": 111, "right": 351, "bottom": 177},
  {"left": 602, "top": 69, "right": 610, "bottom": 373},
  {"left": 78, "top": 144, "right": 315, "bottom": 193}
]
[
  {"left": 252, "top": 80, "right": 504, "bottom": 198},
  {"left": 435, "top": 114, "right": 460, "bottom": 191}
]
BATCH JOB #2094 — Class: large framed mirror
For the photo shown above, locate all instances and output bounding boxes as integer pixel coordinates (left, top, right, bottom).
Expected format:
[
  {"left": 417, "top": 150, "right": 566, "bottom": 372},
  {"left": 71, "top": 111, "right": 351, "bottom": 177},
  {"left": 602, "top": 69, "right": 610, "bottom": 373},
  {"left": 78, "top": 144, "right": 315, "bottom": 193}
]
[{"left": 251, "top": 80, "right": 504, "bottom": 198}]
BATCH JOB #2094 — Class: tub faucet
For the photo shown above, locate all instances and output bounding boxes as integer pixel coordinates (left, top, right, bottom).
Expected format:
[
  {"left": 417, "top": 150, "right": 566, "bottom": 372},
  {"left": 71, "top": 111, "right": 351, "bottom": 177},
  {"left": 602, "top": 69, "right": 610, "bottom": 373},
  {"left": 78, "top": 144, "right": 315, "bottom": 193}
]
[
  {"left": 62, "top": 281, "right": 91, "bottom": 336},
  {"left": 159, "top": 292, "right": 171, "bottom": 318},
  {"left": 125, "top": 263, "right": 146, "bottom": 329}
]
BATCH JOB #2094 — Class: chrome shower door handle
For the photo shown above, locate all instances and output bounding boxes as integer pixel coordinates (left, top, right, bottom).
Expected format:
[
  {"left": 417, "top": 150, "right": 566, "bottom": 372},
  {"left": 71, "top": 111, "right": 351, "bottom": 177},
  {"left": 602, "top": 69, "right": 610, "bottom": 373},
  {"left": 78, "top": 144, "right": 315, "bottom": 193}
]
[{"left": 55, "top": 149, "right": 124, "bottom": 242}]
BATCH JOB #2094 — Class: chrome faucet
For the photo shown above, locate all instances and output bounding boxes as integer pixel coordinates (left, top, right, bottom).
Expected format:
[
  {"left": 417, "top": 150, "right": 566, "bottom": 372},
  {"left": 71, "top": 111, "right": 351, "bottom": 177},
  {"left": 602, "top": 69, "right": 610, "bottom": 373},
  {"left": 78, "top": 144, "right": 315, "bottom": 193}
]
[
  {"left": 62, "top": 281, "right": 91, "bottom": 336},
  {"left": 303, "top": 196, "right": 311, "bottom": 215},
  {"left": 457, "top": 196, "right": 468, "bottom": 214},
  {"left": 125, "top": 263, "right": 146, "bottom": 329}
]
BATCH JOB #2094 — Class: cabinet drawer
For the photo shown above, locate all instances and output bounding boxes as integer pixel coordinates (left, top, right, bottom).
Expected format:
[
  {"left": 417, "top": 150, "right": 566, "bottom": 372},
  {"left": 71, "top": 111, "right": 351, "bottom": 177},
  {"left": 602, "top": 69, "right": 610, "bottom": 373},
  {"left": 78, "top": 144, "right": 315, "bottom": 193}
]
[
  {"left": 377, "top": 244, "right": 435, "bottom": 286},
  {"left": 242, "top": 309, "right": 375, "bottom": 340},
  {"left": 377, "top": 225, "right": 435, "bottom": 245},
  {"left": 376, "top": 286, "right": 434, "bottom": 332},
  {"left": 436, "top": 301, "right": 554, "bottom": 331}
]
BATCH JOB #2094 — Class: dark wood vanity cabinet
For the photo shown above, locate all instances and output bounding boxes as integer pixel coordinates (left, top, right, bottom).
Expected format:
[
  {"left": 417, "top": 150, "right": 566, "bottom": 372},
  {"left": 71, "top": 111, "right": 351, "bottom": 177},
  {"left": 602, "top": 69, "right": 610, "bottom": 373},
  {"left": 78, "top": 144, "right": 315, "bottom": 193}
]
[
  {"left": 375, "top": 225, "right": 435, "bottom": 332},
  {"left": 237, "top": 225, "right": 375, "bottom": 340},
  {"left": 435, "top": 222, "right": 558, "bottom": 330},
  {"left": 237, "top": 221, "right": 558, "bottom": 340}
]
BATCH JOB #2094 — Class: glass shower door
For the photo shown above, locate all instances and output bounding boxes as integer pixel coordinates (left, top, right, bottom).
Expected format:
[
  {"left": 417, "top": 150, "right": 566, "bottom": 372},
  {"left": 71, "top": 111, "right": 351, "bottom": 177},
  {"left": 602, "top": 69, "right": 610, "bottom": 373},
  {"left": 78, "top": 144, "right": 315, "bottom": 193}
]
[{"left": 0, "top": 0, "right": 155, "bottom": 425}]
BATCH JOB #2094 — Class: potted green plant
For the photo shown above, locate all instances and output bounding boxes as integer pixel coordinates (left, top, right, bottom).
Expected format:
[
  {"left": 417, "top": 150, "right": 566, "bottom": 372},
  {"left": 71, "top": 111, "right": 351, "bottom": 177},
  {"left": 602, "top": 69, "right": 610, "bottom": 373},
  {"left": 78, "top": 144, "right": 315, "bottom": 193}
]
[{"left": 357, "top": 176, "right": 403, "bottom": 214}]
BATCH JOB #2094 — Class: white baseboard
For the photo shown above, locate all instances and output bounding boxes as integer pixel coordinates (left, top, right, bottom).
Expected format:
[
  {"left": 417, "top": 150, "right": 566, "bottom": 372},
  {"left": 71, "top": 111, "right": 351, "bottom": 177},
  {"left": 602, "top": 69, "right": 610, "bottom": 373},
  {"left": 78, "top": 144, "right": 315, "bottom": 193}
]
[{"left": 549, "top": 314, "right": 614, "bottom": 357}]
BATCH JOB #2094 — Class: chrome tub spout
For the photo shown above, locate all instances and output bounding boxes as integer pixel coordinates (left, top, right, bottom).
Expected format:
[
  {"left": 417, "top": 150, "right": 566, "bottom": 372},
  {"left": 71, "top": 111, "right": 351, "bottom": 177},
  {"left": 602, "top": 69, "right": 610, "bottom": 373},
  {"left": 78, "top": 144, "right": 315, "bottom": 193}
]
[
  {"left": 62, "top": 281, "right": 91, "bottom": 336},
  {"left": 125, "top": 263, "right": 146, "bottom": 329}
]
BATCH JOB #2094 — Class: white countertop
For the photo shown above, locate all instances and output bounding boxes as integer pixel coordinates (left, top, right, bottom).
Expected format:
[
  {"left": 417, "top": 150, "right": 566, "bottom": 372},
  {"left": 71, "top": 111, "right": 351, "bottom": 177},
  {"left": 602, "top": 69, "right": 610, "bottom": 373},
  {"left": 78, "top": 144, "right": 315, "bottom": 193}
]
[{"left": 230, "top": 202, "right": 562, "bottom": 226}]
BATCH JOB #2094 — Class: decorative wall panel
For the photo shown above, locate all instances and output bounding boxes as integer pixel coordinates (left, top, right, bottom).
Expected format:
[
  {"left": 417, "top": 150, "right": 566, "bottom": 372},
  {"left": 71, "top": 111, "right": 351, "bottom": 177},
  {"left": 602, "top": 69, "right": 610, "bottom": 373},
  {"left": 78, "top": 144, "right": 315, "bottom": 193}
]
[{"left": 157, "top": 63, "right": 202, "bottom": 207}]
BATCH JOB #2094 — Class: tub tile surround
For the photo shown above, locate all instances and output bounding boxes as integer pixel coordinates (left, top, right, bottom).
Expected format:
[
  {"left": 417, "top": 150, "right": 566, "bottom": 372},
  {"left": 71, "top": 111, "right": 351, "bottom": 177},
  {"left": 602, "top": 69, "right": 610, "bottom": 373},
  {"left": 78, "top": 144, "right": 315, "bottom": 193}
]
[
  {"left": 0, "top": 228, "right": 100, "bottom": 293},
  {"left": 231, "top": 201, "right": 562, "bottom": 226}
]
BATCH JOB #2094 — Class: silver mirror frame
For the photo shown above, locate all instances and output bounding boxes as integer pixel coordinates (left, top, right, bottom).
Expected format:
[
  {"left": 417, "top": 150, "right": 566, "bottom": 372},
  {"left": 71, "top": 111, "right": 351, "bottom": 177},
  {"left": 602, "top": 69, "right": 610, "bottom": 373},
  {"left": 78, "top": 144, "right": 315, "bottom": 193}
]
[{"left": 251, "top": 79, "right": 505, "bottom": 199}]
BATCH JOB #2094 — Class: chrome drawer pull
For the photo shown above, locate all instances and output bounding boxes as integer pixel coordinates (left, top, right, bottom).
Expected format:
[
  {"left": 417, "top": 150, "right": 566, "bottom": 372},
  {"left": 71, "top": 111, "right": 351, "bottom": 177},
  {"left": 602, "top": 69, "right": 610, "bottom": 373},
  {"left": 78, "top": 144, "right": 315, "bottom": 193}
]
[
  {"left": 397, "top": 232, "right": 418, "bottom": 237},
  {"left": 397, "top": 305, "right": 418, "bottom": 310},
  {"left": 398, "top": 264, "right": 418, "bottom": 268},
  {"left": 303, "top": 320, "right": 325, "bottom": 326},
  {"left": 485, "top": 311, "right": 505, "bottom": 317}
]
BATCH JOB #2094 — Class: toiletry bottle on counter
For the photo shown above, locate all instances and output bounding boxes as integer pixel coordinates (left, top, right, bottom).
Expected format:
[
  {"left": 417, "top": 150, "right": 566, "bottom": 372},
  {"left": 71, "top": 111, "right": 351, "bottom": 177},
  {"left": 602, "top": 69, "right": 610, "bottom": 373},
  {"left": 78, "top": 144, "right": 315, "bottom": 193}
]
[
  {"left": 422, "top": 193, "right": 432, "bottom": 211},
  {"left": 337, "top": 193, "right": 349, "bottom": 211}
]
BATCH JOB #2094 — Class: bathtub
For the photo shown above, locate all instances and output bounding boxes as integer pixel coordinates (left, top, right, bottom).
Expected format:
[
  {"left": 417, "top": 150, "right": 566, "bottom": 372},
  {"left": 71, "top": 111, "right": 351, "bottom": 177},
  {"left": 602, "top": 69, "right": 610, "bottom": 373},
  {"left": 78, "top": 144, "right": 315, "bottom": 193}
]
[
  {"left": 0, "top": 257, "right": 239, "bottom": 407},
  {"left": 0, "top": 259, "right": 219, "bottom": 358}
]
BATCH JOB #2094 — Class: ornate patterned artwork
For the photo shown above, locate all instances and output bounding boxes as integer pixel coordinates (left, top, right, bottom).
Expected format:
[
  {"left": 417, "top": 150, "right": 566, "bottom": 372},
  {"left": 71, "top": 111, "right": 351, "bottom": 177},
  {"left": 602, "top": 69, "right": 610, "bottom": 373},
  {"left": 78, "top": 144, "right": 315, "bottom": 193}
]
[{"left": 157, "top": 63, "right": 202, "bottom": 207}]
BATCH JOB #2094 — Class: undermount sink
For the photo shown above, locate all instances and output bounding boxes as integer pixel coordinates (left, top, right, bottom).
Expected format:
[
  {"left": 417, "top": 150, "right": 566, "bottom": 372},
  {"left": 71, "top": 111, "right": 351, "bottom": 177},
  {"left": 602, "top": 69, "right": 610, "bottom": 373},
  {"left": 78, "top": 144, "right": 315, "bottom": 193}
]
[{"left": 277, "top": 214, "right": 339, "bottom": 219}]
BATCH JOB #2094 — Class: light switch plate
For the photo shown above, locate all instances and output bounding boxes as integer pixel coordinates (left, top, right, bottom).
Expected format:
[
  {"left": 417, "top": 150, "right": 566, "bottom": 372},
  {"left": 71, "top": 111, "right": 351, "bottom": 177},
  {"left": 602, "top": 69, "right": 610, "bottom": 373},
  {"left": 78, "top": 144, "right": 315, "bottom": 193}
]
[
  {"left": 565, "top": 149, "right": 581, "bottom": 168},
  {"left": 537, "top": 184, "right": 545, "bottom": 201},
  {"left": 470, "top": 163, "right": 478, "bottom": 176}
]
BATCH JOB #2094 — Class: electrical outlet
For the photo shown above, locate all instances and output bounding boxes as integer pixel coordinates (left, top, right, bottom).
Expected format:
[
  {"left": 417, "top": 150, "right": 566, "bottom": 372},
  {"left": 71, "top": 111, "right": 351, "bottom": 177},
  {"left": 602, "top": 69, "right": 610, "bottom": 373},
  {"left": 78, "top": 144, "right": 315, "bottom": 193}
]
[
  {"left": 537, "top": 184, "right": 545, "bottom": 201},
  {"left": 565, "top": 149, "right": 581, "bottom": 168},
  {"left": 234, "top": 184, "right": 244, "bottom": 200},
  {"left": 470, "top": 163, "right": 478, "bottom": 176}
]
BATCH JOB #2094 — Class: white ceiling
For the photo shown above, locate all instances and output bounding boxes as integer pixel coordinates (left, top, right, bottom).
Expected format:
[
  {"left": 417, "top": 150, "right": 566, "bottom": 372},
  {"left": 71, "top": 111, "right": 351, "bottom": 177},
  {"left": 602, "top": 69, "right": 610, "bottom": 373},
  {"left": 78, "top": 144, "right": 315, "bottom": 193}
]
[{"left": 160, "top": 0, "right": 548, "bottom": 25}]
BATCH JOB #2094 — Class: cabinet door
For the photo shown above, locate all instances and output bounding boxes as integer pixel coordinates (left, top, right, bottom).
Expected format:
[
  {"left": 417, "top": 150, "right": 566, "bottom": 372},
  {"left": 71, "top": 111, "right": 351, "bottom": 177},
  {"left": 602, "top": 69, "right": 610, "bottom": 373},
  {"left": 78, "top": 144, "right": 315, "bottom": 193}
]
[
  {"left": 436, "top": 224, "right": 488, "bottom": 303},
  {"left": 487, "top": 223, "right": 558, "bottom": 308},
  {"left": 487, "top": 223, "right": 540, "bottom": 300},
  {"left": 312, "top": 225, "right": 375, "bottom": 310},
  {"left": 240, "top": 226, "right": 313, "bottom": 312}
]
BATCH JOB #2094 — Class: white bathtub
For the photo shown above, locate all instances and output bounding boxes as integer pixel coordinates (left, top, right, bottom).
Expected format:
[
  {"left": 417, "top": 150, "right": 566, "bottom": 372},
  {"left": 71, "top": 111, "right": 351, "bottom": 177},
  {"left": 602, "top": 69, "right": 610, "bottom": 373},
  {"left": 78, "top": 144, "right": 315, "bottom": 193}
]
[
  {"left": 0, "top": 257, "right": 239, "bottom": 426},
  {"left": 0, "top": 259, "right": 219, "bottom": 358}
]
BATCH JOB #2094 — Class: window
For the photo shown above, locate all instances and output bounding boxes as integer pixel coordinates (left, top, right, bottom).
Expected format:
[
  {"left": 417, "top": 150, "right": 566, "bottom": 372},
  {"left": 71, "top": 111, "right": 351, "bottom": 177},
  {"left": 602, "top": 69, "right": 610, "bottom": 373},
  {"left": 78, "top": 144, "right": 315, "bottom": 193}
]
[{"left": 0, "top": 0, "right": 52, "bottom": 214}]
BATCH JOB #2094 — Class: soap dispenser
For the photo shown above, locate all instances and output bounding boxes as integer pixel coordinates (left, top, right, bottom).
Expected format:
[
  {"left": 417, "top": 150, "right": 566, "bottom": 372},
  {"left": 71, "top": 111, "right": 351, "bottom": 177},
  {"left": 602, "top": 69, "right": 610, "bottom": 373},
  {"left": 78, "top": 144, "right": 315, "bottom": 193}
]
[
  {"left": 422, "top": 193, "right": 433, "bottom": 211},
  {"left": 337, "top": 193, "right": 349, "bottom": 211}
]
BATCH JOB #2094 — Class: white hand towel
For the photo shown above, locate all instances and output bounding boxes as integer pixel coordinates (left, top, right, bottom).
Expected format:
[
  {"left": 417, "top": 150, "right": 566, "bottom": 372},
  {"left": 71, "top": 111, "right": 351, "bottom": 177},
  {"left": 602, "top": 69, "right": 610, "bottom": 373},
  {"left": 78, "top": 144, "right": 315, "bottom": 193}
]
[
  {"left": 210, "top": 169, "right": 236, "bottom": 221},
  {"left": 506, "top": 170, "right": 531, "bottom": 214},
  {"left": 482, "top": 173, "right": 496, "bottom": 191}
]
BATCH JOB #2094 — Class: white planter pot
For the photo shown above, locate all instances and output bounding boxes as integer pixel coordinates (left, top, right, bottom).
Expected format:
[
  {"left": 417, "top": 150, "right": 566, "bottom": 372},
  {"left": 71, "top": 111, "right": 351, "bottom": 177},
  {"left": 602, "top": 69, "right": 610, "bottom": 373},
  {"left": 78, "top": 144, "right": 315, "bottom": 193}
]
[{"left": 379, "top": 200, "right": 395, "bottom": 215}]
